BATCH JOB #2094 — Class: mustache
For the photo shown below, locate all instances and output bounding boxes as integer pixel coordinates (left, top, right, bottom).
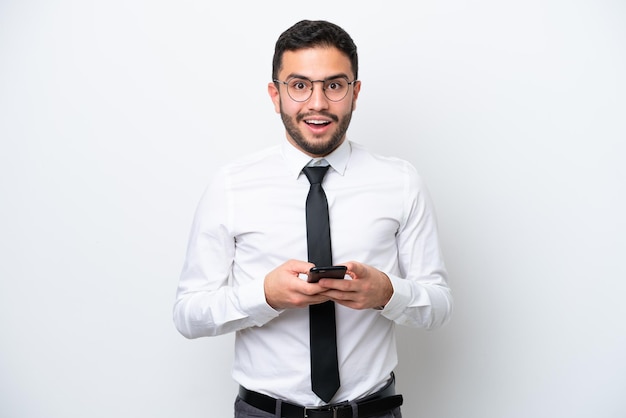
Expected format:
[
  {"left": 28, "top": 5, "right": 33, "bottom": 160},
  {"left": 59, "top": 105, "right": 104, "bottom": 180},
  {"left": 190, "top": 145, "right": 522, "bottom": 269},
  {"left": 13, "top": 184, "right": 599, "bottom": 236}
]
[{"left": 296, "top": 111, "right": 339, "bottom": 123}]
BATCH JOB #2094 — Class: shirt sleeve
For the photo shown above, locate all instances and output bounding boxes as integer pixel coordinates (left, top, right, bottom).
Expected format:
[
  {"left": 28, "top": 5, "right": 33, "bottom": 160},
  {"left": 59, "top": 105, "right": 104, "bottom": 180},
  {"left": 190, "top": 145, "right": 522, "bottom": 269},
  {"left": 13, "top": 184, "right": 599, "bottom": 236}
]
[
  {"left": 172, "top": 170, "right": 279, "bottom": 339},
  {"left": 379, "top": 166, "right": 453, "bottom": 329}
]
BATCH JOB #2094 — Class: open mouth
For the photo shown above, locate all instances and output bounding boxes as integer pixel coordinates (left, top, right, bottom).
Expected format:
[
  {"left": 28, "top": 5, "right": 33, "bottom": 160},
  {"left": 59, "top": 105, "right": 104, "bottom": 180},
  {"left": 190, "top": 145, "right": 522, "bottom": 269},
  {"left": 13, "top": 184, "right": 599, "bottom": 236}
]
[{"left": 304, "top": 119, "right": 331, "bottom": 126}]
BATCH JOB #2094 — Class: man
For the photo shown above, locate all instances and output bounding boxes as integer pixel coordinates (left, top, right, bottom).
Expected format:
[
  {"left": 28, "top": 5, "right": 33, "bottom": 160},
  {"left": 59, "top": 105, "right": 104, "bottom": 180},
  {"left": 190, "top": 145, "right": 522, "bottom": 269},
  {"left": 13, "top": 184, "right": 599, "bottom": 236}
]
[{"left": 174, "top": 20, "right": 452, "bottom": 418}]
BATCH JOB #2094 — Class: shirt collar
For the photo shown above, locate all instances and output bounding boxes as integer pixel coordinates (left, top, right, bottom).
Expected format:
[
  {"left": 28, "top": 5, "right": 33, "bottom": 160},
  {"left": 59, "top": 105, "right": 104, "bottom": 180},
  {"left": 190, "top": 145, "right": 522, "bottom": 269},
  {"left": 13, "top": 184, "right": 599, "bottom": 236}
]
[{"left": 282, "top": 139, "right": 351, "bottom": 179}]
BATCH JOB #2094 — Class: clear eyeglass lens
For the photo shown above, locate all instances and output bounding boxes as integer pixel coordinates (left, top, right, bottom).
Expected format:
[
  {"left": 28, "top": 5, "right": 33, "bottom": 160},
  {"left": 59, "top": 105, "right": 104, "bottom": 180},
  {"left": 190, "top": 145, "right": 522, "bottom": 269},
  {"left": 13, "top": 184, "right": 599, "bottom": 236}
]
[{"left": 287, "top": 78, "right": 350, "bottom": 102}]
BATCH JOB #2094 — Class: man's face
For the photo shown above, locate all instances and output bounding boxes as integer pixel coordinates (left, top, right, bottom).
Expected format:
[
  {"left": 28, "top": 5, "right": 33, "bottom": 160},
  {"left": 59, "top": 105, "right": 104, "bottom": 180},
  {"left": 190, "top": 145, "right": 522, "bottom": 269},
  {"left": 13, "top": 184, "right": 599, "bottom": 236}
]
[{"left": 268, "top": 47, "right": 361, "bottom": 157}]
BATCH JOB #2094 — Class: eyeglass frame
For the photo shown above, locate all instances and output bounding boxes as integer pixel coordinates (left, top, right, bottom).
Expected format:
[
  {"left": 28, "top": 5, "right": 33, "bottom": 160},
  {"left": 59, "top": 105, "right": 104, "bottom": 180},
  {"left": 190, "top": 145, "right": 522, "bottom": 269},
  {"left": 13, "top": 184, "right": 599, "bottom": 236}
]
[{"left": 272, "top": 76, "right": 358, "bottom": 102}]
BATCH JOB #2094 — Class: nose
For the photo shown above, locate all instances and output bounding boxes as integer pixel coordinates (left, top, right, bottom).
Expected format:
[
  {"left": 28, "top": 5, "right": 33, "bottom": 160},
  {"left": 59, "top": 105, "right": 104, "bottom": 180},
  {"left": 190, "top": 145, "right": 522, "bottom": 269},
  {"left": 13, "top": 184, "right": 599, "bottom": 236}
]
[{"left": 307, "top": 80, "right": 329, "bottom": 110}]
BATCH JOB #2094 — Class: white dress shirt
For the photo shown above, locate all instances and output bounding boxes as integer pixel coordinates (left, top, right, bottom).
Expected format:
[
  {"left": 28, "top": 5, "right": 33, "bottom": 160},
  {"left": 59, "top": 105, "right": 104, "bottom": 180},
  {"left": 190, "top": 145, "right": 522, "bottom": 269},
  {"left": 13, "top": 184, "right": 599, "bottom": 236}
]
[{"left": 173, "top": 139, "right": 452, "bottom": 406}]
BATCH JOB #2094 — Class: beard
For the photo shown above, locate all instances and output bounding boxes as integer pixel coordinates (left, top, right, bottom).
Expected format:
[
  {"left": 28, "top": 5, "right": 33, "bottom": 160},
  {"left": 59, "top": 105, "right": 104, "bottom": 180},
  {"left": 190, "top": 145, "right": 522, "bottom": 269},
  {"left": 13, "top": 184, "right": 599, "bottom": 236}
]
[{"left": 280, "top": 103, "right": 354, "bottom": 157}]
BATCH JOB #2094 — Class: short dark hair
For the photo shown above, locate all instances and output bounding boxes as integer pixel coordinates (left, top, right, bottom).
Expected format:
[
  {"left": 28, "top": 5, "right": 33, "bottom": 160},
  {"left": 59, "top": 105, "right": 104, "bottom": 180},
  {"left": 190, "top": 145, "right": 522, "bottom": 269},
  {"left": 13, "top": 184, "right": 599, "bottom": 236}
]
[{"left": 272, "top": 20, "right": 358, "bottom": 81}]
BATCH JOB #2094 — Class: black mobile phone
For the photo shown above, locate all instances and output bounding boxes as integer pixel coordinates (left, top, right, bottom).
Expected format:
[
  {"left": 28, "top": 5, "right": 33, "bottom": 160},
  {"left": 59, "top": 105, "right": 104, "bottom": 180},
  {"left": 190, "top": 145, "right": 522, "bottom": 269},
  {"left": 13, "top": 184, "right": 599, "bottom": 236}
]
[{"left": 307, "top": 265, "right": 347, "bottom": 283}]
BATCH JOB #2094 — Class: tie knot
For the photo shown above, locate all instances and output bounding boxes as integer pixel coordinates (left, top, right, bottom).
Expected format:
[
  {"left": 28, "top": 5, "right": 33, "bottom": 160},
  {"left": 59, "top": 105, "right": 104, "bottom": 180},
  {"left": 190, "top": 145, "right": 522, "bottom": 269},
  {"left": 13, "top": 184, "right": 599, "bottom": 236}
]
[{"left": 303, "top": 166, "right": 330, "bottom": 185}]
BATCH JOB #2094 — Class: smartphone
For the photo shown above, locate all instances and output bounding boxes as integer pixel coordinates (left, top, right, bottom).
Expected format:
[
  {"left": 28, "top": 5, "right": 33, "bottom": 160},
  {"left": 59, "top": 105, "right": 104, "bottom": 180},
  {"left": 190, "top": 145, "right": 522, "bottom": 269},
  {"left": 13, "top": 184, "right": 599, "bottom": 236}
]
[{"left": 307, "top": 265, "right": 347, "bottom": 283}]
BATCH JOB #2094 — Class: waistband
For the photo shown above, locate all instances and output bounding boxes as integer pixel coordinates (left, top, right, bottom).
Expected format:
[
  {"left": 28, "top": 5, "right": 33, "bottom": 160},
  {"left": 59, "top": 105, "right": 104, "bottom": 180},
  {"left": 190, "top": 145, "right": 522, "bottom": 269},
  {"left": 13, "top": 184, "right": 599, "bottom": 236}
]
[{"left": 238, "top": 374, "right": 403, "bottom": 418}]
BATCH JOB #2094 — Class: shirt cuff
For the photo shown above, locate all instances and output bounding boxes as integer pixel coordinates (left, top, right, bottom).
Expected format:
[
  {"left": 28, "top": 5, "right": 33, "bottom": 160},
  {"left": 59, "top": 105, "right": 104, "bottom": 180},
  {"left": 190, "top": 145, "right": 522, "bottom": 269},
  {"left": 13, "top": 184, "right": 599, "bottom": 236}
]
[
  {"left": 237, "top": 277, "right": 281, "bottom": 326},
  {"left": 378, "top": 274, "right": 419, "bottom": 319}
]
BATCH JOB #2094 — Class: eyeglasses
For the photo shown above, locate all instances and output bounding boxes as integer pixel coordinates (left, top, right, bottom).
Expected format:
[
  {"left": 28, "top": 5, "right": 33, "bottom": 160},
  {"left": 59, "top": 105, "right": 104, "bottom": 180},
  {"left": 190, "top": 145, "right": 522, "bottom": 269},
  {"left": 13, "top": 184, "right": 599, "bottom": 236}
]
[{"left": 273, "top": 77, "right": 357, "bottom": 102}]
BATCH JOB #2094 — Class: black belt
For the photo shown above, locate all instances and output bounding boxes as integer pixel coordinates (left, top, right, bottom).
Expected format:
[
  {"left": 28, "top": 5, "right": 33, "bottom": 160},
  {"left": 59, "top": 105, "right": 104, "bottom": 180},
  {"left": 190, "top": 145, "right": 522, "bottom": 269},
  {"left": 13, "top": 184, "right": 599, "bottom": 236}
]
[{"left": 238, "top": 375, "right": 403, "bottom": 418}]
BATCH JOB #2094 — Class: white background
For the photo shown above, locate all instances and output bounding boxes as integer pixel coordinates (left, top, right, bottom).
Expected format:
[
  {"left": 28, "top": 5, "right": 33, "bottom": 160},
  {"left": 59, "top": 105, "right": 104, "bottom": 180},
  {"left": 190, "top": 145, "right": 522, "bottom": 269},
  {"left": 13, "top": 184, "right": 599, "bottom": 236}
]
[{"left": 1, "top": 1, "right": 625, "bottom": 417}]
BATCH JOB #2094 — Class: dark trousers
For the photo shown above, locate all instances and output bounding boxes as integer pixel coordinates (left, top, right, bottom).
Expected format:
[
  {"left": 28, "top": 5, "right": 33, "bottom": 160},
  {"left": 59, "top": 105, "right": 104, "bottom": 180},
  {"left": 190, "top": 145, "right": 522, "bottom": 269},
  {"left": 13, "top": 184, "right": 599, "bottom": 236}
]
[{"left": 234, "top": 396, "right": 402, "bottom": 418}]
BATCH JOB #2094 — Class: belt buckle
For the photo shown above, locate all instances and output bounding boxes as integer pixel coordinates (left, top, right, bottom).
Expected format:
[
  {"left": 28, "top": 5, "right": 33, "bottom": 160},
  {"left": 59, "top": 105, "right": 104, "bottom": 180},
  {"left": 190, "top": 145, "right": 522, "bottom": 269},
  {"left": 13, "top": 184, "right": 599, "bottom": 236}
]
[{"left": 303, "top": 405, "right": 338, "bottom": 418}]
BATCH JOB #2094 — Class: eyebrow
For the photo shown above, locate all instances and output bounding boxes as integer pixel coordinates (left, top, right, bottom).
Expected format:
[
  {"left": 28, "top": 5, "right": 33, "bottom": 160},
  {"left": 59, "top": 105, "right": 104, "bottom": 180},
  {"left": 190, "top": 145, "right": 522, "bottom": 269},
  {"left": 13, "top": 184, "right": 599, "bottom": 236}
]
[{"left": 285, "top": 73, "right": 351, "bottom": 81}]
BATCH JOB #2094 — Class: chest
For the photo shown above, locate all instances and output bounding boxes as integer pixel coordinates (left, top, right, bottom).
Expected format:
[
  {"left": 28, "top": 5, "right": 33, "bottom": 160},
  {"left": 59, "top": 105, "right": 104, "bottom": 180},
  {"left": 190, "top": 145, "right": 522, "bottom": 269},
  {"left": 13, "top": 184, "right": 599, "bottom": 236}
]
[{"left": 229, "top": 178, "right": 405, "bottom": 261}]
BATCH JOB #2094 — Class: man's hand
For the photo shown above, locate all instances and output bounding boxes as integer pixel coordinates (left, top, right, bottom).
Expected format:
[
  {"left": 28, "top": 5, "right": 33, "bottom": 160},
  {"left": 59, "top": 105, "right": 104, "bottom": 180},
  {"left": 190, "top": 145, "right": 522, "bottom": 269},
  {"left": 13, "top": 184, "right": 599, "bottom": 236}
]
[
  {"left": 317, "top": 261, "right": 393, "bottom": 310},
  {"left": 264, "top": 260, "right": 333, "bottom": 309}
]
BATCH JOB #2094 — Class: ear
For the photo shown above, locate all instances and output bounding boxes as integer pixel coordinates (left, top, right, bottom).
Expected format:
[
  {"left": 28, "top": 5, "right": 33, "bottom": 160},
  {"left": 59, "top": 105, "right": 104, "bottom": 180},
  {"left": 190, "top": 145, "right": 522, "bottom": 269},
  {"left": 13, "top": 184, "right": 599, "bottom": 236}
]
[
  {"left": 351, "top": 80, "right": 362, "bottom": 111},
  {"left": 268, "top": 82, "right": 281, "bottom": 114}
]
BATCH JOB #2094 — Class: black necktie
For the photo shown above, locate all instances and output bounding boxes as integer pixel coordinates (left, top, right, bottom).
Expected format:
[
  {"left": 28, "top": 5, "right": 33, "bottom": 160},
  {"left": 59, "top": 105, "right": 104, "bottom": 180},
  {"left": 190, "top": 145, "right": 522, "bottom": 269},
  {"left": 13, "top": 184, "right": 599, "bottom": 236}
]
[{"left": 303, "top": 165, "right": 340, "bottom": 402}]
